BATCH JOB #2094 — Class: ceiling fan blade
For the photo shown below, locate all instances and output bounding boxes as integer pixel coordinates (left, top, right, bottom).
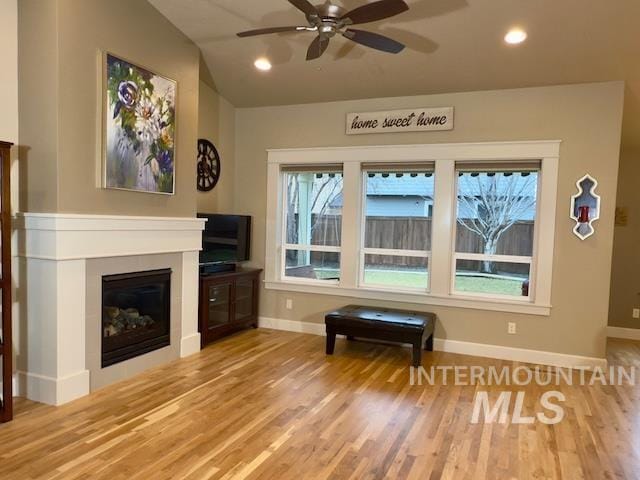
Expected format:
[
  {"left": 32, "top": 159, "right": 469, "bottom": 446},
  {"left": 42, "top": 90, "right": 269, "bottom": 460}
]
[
  {"left": 306, "top": 35, "right": 330, "bottom": 60},
  {"left": 288, "top": 0, "right": 320, "bottom": 18},
  {"left": 237, "top": 26, "right": 307, "bottom": 37},
  {"left": 342, "top": 29, "right": 405, "bottom": 54},
  {"left": 341, "top": 0, "right": 409, "bottom": 25}
]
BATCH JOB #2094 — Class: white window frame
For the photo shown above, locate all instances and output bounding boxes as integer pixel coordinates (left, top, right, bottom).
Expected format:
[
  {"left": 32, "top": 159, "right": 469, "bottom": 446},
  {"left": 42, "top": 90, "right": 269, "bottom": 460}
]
[
  {"left": 359, "top": 169, "right": 434, "bottom": 294},
  {"left": 451, "top": 168, "right": 541, "bottom": 302},
  {"left": 265, "top": 141, "right": 560, "bottom": 316},
  {"left": 280, "top": 170, "right": 343, "bottom": 286}
]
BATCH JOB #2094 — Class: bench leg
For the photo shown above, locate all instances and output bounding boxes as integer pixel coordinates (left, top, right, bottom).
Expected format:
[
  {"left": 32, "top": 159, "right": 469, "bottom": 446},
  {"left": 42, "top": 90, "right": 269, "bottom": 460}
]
[
  {"left": 425, "top": 334, "right": 434, "bottom": 352},
  {"left": 412, "top": 342, "right": 422, "bottom": 367},
  {"left": 326, "top": 328, "right": 336, "bottom": 355}
]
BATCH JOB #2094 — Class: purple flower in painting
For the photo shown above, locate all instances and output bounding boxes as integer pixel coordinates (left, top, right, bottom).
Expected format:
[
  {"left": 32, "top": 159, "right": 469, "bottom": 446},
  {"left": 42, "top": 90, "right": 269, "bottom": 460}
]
[
  {"left": 118, "top": 81, "right": 138, "bottom": 109},
  {"left": 157, "top": 150, "right": 173, "bottom": 174}
]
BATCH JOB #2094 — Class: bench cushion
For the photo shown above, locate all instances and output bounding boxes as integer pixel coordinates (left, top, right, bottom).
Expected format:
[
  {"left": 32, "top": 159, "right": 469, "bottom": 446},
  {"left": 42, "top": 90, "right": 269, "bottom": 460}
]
[{"left": 325, "top": 305, "right": 435, "bottom": 333}]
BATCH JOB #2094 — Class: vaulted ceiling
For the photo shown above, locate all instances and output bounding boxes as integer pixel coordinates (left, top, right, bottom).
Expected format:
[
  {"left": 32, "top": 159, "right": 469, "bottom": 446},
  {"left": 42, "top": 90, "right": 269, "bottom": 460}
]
[{"left": 150, "top": 0, "right": 640, "bottom": 148}]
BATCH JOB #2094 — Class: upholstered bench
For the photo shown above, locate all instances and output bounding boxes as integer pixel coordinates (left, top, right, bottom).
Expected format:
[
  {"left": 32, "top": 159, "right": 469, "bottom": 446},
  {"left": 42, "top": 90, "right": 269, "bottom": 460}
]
[{"left": 325, "top": 305, "right": 435, "bottom": 367}]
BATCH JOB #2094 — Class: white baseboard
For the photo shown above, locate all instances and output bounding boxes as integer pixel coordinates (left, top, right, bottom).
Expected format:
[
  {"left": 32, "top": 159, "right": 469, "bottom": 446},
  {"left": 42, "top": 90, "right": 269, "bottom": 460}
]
[
  {"left": 260, "top": 317, "right": 326, "bottom": 336},
  {"left": 433, "top": 338, "right": 606, "bottom": 369},
  {"left": 16, "top": 370, "right": 90, "bottom": 406},
  {"left": 12, "top": 373, "right": 21, "bottom": 397},
  {"left": 607, "top": 326, "right": 640, "bottom": 341},
  {"left": 180, "top": 333, "right": 202, "bottom": 358},
  {"left": 259, "top": 317, "right": 607, "bottom": 369}
]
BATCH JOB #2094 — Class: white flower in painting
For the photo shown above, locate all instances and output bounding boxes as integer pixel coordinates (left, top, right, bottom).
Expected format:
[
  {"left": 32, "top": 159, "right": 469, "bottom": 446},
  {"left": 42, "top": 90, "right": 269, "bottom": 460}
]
[{"left": 135, "top": 94, "right": 162, "bottom": 145}]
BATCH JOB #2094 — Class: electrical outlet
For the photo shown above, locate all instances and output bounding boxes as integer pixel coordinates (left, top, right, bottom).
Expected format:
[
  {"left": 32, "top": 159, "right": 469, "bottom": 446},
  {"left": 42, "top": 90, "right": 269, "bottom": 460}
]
[
  {"left": 633, "top": 308, "right": 640, "bottom": 319},
  {"left": 286, "top": 298, "right": 293, "bottom": 310},
  {"left": 508, "top": 322, "right": 517, "bottom": 335}
]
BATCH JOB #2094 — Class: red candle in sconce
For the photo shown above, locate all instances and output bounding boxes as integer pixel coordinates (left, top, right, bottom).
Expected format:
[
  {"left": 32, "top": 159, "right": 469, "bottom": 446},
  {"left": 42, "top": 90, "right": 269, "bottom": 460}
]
[{"left": 578, "top": 206, "right": 590, "bottom": 223}]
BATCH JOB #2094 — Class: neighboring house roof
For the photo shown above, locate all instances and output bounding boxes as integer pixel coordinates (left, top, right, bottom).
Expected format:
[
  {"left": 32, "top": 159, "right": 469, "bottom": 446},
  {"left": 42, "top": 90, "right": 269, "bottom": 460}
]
[
  {"left": 329, "top": 176, "right": 434, "bottom": 210},
  {"left": 365, "top": 197, "right": 432, "bottom": 218},
  {"left": 323, "top": 174, "right": 538, "bottom": 221},
  {"left": 366, "top": 175, "right": 435, "bottom": 197}
]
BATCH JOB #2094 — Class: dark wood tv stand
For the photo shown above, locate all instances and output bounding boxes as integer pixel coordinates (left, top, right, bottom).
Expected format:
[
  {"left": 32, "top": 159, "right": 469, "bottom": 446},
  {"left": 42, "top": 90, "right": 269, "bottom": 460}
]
[{"left": 198, "top": 268, "right": 262, "bottom": 347}]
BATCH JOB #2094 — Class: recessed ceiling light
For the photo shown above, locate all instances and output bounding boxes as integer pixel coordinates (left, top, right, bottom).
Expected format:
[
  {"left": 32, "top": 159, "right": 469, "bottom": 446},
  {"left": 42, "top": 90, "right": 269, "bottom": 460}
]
[
  {"left": 254, "top": 58, "right": 272, "bottom": 71},
  {"left": 504, "top": 29, "right": 527, "bottom": 45}
]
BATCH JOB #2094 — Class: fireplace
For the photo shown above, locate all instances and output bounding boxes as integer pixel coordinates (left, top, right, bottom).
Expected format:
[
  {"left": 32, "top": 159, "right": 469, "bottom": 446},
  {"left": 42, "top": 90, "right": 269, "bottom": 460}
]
[{"left": 101, "top": 269, "right": 171, "bottom": 368}]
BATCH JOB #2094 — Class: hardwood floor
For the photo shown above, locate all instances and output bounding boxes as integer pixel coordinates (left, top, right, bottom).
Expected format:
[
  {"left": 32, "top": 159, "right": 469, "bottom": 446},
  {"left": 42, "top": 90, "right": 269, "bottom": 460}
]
[{"left": 1, "top": 330, "right": 639, "bottom": 479}]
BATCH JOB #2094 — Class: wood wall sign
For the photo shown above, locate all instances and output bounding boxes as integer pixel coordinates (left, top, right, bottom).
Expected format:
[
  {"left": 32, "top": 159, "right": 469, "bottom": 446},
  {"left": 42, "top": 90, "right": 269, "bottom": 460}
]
[{"left": 346, "top": 107, "right": 454, "bottom": 135}]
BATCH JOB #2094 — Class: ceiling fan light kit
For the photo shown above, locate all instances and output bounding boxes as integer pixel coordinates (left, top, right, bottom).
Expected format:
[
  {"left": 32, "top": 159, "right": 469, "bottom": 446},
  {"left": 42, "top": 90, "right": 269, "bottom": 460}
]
[{"left": 237, "top": 0, "right": 410, "bottom": 61}]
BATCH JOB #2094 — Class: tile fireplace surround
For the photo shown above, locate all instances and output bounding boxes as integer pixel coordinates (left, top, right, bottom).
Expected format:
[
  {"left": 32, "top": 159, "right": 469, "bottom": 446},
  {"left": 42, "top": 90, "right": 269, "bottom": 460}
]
[{"left": 14, "top": 213, "right": 206, "bottom": 406}]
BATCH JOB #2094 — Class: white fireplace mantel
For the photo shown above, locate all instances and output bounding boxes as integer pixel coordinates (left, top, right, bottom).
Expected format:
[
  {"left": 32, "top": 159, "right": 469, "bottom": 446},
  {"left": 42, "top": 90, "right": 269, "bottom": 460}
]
[
  {"left": 15, "top": 213, "right": 206, "bottom": 406},
  {"left": 16, "top": 213, "right": 206, "bottom": 260}
]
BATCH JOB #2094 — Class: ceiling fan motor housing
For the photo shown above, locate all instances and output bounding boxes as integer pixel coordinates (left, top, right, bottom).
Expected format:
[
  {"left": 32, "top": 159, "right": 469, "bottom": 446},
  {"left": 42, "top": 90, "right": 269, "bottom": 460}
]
[
  {"left": 314, "top": 2, "right": 347, "bottom": 20},
  {"left": 308, "top": 2, "right": 347, "bottom": 37}
]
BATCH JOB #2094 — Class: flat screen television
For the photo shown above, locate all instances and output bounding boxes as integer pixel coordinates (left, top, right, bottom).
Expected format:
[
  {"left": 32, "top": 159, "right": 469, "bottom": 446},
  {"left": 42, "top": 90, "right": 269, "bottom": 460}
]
[{"left": 198, "top": 214, "right": 251, "bottom": 266}]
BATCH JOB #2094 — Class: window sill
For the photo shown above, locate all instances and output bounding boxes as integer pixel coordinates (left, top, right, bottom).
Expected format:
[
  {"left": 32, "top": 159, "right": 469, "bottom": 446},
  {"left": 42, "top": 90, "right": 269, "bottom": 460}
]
[{"left": 264, "top": 280, "right": 551, "bottom": 316}]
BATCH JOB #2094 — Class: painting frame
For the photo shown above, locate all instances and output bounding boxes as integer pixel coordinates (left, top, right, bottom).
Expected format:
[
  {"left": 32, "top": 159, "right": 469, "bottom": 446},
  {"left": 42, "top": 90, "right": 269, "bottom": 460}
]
[{"left": 101, "top": 51, "right": 178, "bottom": 196}]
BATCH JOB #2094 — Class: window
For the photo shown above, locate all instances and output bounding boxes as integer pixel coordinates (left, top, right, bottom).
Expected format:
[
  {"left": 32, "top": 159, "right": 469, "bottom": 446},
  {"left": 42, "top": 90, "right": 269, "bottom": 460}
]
[
  {"left": 454, "top": 164, "right": 539, "bottom": 299},
  {"left": 265, "top": 142, "right": 559, "bottom": 316},
  {"left": 282, "top": 167, "right": 343, "bottom": 282},
  {"left": 360, "top": 166, "right": 434, "bottom": 290}
]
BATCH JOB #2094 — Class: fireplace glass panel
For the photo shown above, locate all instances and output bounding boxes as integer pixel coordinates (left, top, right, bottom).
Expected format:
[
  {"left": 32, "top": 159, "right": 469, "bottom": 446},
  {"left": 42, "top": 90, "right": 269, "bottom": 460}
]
[{"left": 102, "top": 269, "right": 171, "bottom": 367}]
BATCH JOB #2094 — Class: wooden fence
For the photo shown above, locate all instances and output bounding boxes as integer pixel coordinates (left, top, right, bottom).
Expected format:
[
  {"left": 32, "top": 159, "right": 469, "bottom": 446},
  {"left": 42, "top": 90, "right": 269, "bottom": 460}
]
[{"left": 301, "top": 215, "right": 534, "bottom": 275}]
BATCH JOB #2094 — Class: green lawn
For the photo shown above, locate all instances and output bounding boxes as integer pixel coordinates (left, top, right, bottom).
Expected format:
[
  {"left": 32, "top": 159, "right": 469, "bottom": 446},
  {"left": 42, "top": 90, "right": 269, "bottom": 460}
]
[
  {"left": 454, "top": 275, "right": 523, "bottom": 296},
  {"left": 363, "top": 270, "right": 428, "bottom": 289},
  {"left": 315, "top": 268, "right": 524, "bottom": 296}
]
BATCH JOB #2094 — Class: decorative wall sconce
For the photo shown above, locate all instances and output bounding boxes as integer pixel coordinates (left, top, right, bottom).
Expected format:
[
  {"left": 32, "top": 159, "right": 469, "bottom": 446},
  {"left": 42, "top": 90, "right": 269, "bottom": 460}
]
[{"left": 570, "top": 174, "right": 600, "bottom": 240}]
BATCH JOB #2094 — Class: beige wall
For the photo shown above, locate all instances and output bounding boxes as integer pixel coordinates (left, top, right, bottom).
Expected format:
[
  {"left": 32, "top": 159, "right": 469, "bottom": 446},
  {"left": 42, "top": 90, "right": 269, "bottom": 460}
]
[
  {"left": 609, "top": 147, "right": 640, "bottom": 328},
  {"left": 19, "top": 0, "right": 200, "bottom": 217},
  {"left": 0, "top": 0, "right": 18, "bottom": 144},
  {"left": 18, "top": 0, "right": 60, "bottom": 212},
  {"left": 1, "top": 0, "right": 19, "bottom": 212},
  {"left": 197, "top": 80, "right": 236, "bottom": 214},
  {"left": 235, "top": 82, "right": 624, "bottom": 359}
]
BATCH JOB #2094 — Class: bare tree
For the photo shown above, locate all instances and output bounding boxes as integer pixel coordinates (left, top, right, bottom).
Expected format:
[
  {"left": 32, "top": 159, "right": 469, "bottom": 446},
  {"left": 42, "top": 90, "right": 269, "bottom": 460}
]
[
  {"left": 310, "top": 177, "right": 342, "bottom": 245},
  {"left": 457, "top": 173, "right": 537, "bottom": 273}
]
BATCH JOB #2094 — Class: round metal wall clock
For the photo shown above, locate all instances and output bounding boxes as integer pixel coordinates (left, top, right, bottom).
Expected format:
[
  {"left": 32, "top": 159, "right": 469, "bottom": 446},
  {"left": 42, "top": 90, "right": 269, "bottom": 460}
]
[{"left": 197, "top": 139, "right": 221, "bottom": 192}]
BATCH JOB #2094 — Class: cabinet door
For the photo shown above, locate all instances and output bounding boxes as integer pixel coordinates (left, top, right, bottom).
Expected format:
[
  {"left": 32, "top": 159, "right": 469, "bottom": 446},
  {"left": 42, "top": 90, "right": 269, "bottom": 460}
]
[
  {"left": 206, "top": 282, "right": 232, "bottom": 330},
  {"left": 234, "top": 277, "right": 255, "bottom": 322}
]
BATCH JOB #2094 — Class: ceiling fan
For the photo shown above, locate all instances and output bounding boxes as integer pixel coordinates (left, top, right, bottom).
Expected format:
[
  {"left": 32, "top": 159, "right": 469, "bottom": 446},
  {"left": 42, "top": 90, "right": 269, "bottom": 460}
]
[{"left": 237, "top": 0, "right": 410, "bottom": 60}]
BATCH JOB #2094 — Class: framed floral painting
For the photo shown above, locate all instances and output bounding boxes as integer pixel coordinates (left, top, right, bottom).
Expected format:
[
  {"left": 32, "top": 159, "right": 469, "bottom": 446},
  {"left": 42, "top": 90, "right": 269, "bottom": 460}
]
[{"left": 103, "top": 53, "right": 176, "bottom": 194}]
